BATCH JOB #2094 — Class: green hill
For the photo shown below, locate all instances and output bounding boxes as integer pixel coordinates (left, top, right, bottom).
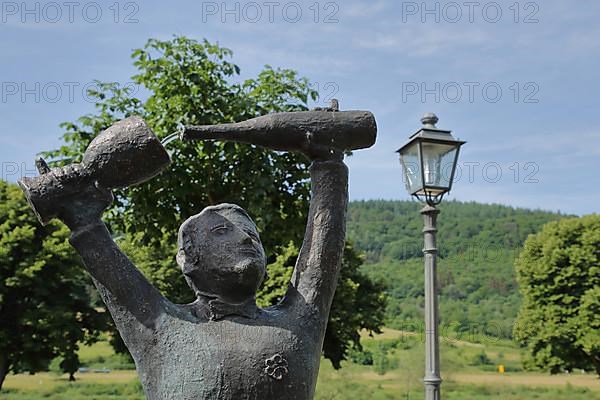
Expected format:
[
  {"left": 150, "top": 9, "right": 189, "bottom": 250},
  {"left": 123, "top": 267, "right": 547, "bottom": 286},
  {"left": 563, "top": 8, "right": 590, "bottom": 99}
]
[{"left": 346, "top": 200, "right": 567, "bottom": 340}]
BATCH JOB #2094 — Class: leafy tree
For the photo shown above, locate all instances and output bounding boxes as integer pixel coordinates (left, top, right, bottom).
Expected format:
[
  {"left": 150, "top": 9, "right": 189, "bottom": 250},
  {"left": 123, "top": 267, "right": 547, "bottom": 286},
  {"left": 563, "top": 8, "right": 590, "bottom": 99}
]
[
  {"left": 513, "top": 215, "right": 600, "bottom": 376},
  {"left": 44, "top": 36, "right": 385, "bottom": 367},
  {"left": 372, "top": 342, "right": 398, "bottom": 375},
  {"left": 469, "top": 350, "right": 492, "bottom": 366},
  {"left": 0, "top": 181, "right": 103, "bottom": 389},
  {"left": 322, "top": 242, "right": 387, "bottom": 368},
  {"left": 256, "top": 241, "right": 297, "bottom": 308}
]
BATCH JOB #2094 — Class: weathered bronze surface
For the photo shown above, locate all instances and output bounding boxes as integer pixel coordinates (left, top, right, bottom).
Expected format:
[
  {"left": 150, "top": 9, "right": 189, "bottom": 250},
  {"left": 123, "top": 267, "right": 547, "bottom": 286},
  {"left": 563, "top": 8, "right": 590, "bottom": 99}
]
[{"left": 20, "top": 105, "right": 377, "bottom": 399}]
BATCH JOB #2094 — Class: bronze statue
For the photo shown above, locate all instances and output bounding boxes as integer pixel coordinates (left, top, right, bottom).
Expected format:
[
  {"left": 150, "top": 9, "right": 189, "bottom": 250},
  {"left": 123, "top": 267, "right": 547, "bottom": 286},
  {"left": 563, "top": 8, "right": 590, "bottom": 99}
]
[{"left": 19, "top": 104, "right": 377, "bottom": 399}]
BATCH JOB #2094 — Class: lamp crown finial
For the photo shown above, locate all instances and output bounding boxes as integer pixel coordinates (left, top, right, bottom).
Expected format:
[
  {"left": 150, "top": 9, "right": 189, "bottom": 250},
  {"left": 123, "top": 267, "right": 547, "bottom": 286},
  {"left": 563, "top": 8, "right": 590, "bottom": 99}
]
[{"left": 421, "top": 113, "right": 439, "bottom": 128}]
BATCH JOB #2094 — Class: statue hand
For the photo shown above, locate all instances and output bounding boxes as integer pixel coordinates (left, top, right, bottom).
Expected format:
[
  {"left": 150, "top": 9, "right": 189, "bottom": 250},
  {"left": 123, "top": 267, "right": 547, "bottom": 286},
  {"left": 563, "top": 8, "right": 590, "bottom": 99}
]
[
  {"left": 57, "top": 178, "right": 114, "bottom": 230},
  {"left": 301, "top": 134, "right": 344, "bottom": 162}
]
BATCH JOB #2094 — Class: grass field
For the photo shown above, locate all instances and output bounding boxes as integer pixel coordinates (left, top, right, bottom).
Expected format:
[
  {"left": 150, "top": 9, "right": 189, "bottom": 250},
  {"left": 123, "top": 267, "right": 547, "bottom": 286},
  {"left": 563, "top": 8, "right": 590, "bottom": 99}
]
[{"left": 2, "top": 329, "right": 597, "bottom": 399}]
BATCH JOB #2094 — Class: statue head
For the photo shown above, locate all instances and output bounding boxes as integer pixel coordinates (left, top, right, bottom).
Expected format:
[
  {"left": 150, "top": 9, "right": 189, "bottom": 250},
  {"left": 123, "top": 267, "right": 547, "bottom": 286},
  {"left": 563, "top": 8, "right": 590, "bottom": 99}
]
[{"left": 177, "top": 204, "right": 267, "bottom": 304}]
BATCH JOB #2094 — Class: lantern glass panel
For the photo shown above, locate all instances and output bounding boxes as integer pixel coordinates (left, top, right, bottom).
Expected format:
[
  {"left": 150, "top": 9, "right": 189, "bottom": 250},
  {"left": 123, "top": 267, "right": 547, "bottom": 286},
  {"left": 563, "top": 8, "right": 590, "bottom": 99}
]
[
  {"left": 420, "top": 141, "right": 458, "bottom": 191},
  {"left": 399, "top": 142, "right": 422, "bottom": 194}
]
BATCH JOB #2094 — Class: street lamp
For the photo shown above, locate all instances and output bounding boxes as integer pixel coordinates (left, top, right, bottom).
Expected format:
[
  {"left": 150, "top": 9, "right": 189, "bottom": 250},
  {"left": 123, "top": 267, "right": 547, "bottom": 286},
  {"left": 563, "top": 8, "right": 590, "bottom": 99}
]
[{"left": 396, "top": 113, "right": 465, "bottom": 400}]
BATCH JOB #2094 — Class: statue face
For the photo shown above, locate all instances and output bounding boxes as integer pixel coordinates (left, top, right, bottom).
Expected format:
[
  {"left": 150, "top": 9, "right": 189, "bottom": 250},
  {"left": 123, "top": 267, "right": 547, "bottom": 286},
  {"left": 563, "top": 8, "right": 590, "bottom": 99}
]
[{"left": 177, "top": 208, "right": 266, "bottom": 304}]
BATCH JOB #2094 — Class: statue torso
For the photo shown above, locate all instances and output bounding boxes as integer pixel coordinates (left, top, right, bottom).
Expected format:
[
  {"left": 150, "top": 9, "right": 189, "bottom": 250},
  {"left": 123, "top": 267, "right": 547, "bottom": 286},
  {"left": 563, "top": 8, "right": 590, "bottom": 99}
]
[{"left": 129, "top": 302, "right": 324, "bottom": 400}]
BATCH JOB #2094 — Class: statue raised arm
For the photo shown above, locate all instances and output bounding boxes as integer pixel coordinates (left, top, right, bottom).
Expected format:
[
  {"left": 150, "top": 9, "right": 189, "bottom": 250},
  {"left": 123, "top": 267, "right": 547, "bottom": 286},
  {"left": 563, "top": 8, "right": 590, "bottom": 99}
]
[
  {"left": 181, "top": 105, "right": 377, "bottom": 322},
  {"left": 19, "top": 117, "right": 172, "bottom": 349}
]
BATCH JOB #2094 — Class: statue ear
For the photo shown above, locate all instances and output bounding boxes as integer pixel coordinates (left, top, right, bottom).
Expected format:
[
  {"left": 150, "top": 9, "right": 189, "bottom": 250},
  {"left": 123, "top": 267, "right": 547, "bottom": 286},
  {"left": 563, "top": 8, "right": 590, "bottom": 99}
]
[
  {"left": 178, "top": 248, "right": 200, "bottom": 273},
  {"left": 176, "top": 249, "right": 185, "bottom": 266}
]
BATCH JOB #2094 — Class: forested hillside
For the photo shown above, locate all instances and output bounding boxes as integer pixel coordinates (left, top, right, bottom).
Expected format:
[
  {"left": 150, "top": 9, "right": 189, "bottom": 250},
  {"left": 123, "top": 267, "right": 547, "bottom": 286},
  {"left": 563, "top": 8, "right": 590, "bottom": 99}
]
[{"left": 346, "top": 200, "right": 567, "bottom": 340}]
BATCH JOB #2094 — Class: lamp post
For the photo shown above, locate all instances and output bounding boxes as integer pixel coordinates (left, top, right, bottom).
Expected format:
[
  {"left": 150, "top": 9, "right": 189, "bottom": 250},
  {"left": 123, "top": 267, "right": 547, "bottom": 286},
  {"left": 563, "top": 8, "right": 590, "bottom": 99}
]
[{"left": 396, "top": 113, "right": 465, "bottom": 400}]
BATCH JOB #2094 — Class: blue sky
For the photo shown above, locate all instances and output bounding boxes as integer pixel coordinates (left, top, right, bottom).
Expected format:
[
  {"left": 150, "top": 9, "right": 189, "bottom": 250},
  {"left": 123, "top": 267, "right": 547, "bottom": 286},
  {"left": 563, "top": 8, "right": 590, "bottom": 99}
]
[{"left": 1, "top": 0, "right": 599, "bottom": 215}]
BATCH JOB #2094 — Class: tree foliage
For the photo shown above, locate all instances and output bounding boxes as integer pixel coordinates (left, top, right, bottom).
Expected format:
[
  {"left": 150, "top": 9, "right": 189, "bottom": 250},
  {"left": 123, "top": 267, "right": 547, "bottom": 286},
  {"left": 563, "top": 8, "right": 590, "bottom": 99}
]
[
  {"left": 0, "top": 181, "right": 103, "bottom": 389},
  {"left": 322, "top": 242, "right": 387, "bottom": 368},
  {"left": 256, "top": 241, "right": 297, "bottom": 308},
  {"left": 346, "top": 200, "right": 566, "bottom": 340},
  {"left": 44, "top": 36, "right": 385, "bottom": 368},
  {"left": 513, "top": 215, "right": 600, "bottom": 376}
]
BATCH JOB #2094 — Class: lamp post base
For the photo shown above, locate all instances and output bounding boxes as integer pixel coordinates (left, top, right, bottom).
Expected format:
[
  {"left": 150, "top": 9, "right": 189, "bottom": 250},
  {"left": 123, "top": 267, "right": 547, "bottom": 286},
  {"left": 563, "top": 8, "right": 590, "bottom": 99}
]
[{"left": 424, "top": 377, "right": 442, "bottom": 400}]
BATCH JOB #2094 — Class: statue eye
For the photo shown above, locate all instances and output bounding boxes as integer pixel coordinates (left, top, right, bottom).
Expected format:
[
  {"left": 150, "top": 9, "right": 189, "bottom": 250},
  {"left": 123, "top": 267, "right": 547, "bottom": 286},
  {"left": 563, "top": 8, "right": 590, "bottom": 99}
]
[{"left": 210, "top": 224, "right": 230, "bottom": 234}]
